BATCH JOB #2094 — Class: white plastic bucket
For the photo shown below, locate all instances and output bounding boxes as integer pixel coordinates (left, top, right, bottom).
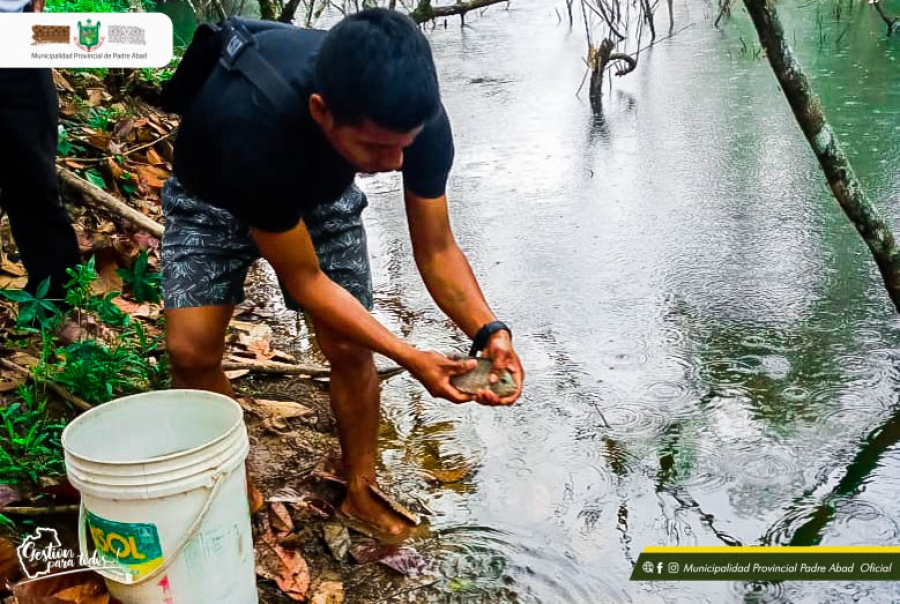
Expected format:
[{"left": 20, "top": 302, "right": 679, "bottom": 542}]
[{"left": 62, "top": 390, "right": 258, "bottom": 604}]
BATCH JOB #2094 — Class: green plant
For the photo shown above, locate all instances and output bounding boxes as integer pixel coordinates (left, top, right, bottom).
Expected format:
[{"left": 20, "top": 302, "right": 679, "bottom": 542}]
[
  {"left": 83, "top": 168, "right": 106, "bottom": 189},
  {"left": 52, "top": 324, "right": 167, "bottom": 404},
  {"left": 56, "top": 125, "right": 85, "bottom": 157},
  {"left": 117, "top": 251, "right": 162, "bottom": 304},
  {"left": 63, "top": 256, "right": 97, "bottom": 311},
  {"left": 0, "top": 387, "right": 66, "bottom": 484},
  {"left": 86, "top": 106, "right": 123, "bottom": 132},
  {"left": 0, "top": 259, "right": 168, "bottom": 489},
  {"left": 119, "top": 171, "right": 138, "bottom": 198},
  {"left": 0, "top": 278, "right": 61, "bottom": 331}
]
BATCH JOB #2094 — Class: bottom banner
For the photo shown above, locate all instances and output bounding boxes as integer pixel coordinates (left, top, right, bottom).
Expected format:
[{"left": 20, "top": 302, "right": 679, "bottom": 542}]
[{"left": 631, "top": 547, "right": 900, "bottom": 581}]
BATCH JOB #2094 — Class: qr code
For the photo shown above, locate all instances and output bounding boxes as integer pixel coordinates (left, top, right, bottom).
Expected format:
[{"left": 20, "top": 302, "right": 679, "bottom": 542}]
[{"left": 108, "top": 25, "right": 146, "bottom": 45}]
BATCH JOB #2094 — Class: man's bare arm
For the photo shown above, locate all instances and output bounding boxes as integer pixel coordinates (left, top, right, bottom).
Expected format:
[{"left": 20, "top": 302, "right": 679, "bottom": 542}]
[
  {"left": 404, "top": 191, "right": 496, "bottom": 338},
  {"left": 250, "top": 220, "right": 475, "bottom": 402},
  {"left": 404, "top": 190, "right": 524, "bottom": 405}
]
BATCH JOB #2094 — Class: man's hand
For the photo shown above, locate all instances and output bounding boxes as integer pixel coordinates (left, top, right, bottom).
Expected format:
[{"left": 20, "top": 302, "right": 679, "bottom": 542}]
[
  {"left": 31, "top": 0, "right": 45, "bottom": 12},
  {"left": 406, "top": 351, "right": 478, "bottom": 404},
  {"left": 475, "top": 330, "right": 523, "bottom": 406}
]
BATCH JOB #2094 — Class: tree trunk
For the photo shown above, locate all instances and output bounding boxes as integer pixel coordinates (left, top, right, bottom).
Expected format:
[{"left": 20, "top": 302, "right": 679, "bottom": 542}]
[
  {"left": 589, "top": 39, "right": 614, "bottom": 113},
  {"left": 278, "top": 0, "right": 303, "bottom": 22},
  {"left": 743, "top": 0, "right": 900, "bottom": 314},
  {"left": 871, "top": 0, "right": 899, "bottom": 36}
]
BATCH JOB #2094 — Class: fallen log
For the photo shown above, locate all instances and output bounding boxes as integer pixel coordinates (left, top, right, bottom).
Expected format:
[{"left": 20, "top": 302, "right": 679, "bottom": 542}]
[
  {"left": 57, "top": 166, "right": 165, "bottom": 239},
  {"left": 222, "top": 356, "right": 405, "bottom": 380}
]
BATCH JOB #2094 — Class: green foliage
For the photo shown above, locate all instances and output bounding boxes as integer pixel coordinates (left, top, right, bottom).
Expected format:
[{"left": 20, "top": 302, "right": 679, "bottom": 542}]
[
  {"left": 63, "top": 256, "right": 97, "bottom": 310},
  {"left": 0, "top": 278, "right": 61, "bottom": 330},
  {"left": 117, "top": 251, "right": 162, "bottom": 304},
  {"left": 56, "top": 125, "right": 85, "bottom": 157},
  {"left": 0, "top": 257, "right": 168, "bottom": 485},
  {"left": 45, "top": 0, "right": 155, "bottom": 13},
  {"left": 86, "top": 106, "right": 123, "bottom": 132},
  {"left": 84, "top": 168, "right": 107, "bottom": 189},
  {"left": 0, "top": 388, "right": 66, "bottom": 484}
]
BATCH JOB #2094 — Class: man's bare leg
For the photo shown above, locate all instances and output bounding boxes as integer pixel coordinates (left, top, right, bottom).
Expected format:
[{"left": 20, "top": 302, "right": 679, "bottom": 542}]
[
  {"left": 164, "top": 305, "right": 263, "bottom": 510},
  {"left": 165, "top": 305, "right": 235, "bottom": 395},
  {"left": 313, "top": 318, "right": 411, "bottom": 537}
]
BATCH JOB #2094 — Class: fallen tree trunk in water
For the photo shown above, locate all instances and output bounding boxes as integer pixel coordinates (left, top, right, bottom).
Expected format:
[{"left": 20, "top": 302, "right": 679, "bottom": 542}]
[
  {"left": 743, "top": 0, "right": 900, "bottom": 315},
  {"left": 57, "top": 166, "right": 164, "bottom": 239},
  {"left": 411, "top": 0, "right": 508, "bottom": 25}
]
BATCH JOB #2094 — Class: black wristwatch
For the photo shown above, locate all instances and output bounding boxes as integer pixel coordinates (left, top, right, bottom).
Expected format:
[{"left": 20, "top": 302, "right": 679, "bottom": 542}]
[{"left": 469, "top": 320, "right": 511, "bottom": 357}]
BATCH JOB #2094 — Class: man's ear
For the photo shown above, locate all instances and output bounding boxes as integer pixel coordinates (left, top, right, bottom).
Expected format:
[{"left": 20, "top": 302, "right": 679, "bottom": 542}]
[{"left": 309, "top": 94, "right": 334, "bottom": 131}]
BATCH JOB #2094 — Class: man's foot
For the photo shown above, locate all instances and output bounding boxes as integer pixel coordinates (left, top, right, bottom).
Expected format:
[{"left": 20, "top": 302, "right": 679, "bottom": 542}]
[{"left": 340, "top": 479, "right": 416, "bottom": 540}]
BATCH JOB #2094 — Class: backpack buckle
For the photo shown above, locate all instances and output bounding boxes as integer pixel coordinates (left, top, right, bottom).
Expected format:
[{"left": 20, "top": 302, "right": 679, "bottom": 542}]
[{"left": 219, "top": 19, "right": 256, "bottom": 71}]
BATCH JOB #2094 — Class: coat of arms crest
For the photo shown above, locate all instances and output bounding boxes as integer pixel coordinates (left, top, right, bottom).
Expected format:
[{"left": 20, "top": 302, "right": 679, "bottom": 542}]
[{"left": 74, "top": 19, "right": 104, "bottom": 52}]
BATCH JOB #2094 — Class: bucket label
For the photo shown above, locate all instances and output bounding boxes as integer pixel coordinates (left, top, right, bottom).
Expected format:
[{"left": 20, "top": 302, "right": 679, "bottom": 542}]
[{"left": 86, "top": 511, "right": 164, "bottom": 578}]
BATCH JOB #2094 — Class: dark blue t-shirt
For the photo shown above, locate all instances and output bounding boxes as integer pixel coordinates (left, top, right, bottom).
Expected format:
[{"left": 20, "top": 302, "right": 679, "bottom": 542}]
[{"left": 172, "top": 27, "right": 455, "bottom": 233}]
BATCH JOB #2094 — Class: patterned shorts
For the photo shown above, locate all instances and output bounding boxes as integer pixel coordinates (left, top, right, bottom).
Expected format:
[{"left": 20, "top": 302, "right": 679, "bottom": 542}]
[{"left": 161, "top": 175, "right": 373, "bottom": 311}]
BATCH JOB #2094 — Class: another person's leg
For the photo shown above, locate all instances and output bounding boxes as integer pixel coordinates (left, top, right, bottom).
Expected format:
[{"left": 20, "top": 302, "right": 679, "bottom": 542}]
[
  {"left": 305, "top": 185, "right": 411, "bottom": 536},
  {"left": 0, "top": 68, "right": 80, "bottom": 300}
]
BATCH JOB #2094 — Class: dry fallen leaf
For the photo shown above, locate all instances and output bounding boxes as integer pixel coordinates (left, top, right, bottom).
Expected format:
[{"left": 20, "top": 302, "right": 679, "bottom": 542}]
[
  {"left": 310, "top": 581, "right": 344, "bottom": 604},
  {"left": 256, "top": 531, "right": 310, "bottom": 601},
  {"left": 249, "top": 399, "right": 315, "bottom": 431},
  {"left": 0, "top": 257, "right": 26, "bottom": 277},
  {"left": 269, "top": 502, "right": 294, "bottom": 536},
  {"left": 0, "top": 275, "right": 27, "bottom": 290},
  {"left": 6, "top": 352, "right": 40, "bottom": 369},
  {"left": 247, "top": 338, "right": 276, "bottom": 361},
  {"left": 52, "top": 70, "right": 74, "bottom": 93},
  {"left": 225, "top": 369, "right": 250, "bottom": 380},
  {"left": 323, "top": 523, "right": 350, "bottom": 562},
  {"left": 0, "top": 485, "right": 22, "bottom": 509},
  {"left": 13, "top": 570, "right": 111, "bottom": 604},
  {"left": 0, "top": 379, "right": 24, "bottom": 393},
  {"left": 249, "top": 479, "right": 265, "bottom": 516},
  {"left": 0, "top": 537, "right": 21, "bottom": 588},
  {"left": 145, "top": 148, "right": 165, "bottom": 165},
  {"left": 350, "top": 541, "right": 427, "bottom": 576},
  {"left": 90, "top": 249, "right": 123, "bottom": 296},
  {"left": 110, "top": 296, "right": 160, "bottom": 320}
]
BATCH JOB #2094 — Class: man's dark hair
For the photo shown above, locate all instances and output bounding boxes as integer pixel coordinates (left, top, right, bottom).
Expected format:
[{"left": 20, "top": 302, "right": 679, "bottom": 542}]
[{"left": 314, "top": 8, "right": 441, "bottom": 132}]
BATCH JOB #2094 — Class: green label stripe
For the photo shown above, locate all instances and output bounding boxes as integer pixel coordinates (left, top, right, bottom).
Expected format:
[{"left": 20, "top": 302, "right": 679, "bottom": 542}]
[
  {"left": 631, "top": 548, "right": 900, "bottom": 581},
  {"left": 86, "top": 511, "right": 163, "bottom": 567}
]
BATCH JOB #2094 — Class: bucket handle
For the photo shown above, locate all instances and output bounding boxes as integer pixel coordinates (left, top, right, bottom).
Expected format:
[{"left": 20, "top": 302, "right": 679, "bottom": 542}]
[{"left": 78, "top": 470, "right": 229, "bottom": 586}]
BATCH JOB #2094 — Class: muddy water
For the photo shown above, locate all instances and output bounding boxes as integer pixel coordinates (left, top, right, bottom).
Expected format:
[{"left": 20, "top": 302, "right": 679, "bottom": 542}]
[{"left": 243, "top": 1, "right": 900, "bottom": 602}]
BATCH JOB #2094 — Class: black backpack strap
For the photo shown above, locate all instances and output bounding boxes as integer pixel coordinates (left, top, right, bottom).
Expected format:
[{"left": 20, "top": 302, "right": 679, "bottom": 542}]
[{"left": 219, "top": 18, "right": 303, "bottom": 126}]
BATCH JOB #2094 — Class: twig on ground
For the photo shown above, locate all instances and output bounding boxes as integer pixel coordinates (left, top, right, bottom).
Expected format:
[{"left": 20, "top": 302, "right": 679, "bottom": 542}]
[
  {"left": 2, "top": 505, "right": 80, "bottom": 516},
  {"left": 56, "top": 166, "right": 164, "bottom": 238},
  {"left": 0, "top": 359, "right": 93, "bottom": 413}
]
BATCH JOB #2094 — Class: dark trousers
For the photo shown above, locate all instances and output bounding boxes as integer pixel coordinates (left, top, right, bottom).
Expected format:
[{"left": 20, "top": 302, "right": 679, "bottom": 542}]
[{"left": 0, "top": 68, "right": 80, "bottom": 300}]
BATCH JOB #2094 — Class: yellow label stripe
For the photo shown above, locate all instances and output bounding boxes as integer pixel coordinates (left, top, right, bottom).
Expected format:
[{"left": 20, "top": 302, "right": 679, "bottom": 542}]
[{"left": 644, "top": 546, "right": 900, "bottom": 554}]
